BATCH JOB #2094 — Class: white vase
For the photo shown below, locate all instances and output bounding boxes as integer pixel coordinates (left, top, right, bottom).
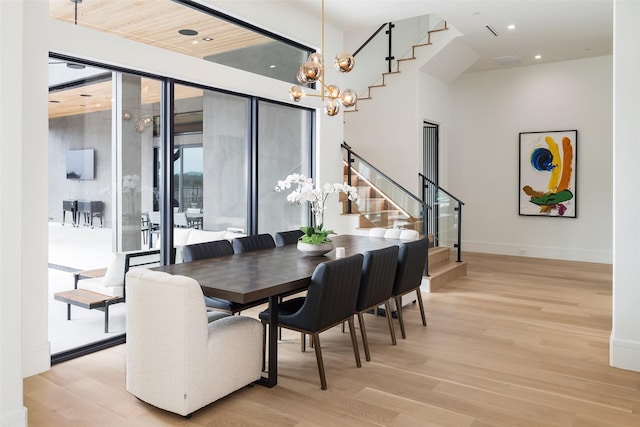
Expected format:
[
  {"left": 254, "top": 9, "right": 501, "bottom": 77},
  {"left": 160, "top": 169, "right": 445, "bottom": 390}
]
[{"left": 297, "top": 241, "right": 334, "bottom": 257}]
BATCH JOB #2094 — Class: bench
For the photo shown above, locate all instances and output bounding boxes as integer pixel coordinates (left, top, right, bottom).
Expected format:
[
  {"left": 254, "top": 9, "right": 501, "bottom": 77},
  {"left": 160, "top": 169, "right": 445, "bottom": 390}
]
[{"left": 53, "top": 249, "right": 161, "bottom": 333}]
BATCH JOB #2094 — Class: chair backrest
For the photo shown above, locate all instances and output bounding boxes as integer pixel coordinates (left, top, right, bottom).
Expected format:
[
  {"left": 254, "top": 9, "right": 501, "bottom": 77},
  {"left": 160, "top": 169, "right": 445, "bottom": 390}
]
[
  {"left": 183, "top": 239, "right": 234, "bottom": 263},
  {"left": 356, "top": 245, "right": 399, "bottom": 312},
  {"left": 293, "top": 254, "right": 364, "bottom": 331},
  {"left": 392, "top": 238, "right": 429, "bottom": 296},
  {"left": 148, "top": 211, "right": 161, "bottom": 225},
  {"left": 174, "top": 212, "right": 189, "bottom": 228},
  {"left": 275, "top": 229, "right": 304, "bottom": 247},
  {"left": 232, "top": 233, "right": 276, "bottom": 253},
  {"left": 383, "top": 229, "right": 401, "bottom": 239},
  {"left": 399, "top": 229, "right": 419, "bottom": 241},
  {"left": 369, "top": 228, "right": 386, "bottom": 238},
  {"left": 125, "top": 269, "right": 210, "bottom": 398},
  {"left": 122, "top": 249, "right": 162, "bottom": 299}
]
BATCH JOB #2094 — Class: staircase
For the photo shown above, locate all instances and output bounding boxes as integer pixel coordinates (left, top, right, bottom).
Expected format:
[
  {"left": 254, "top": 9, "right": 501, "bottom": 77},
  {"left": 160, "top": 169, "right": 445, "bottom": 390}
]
[
  {"left": 341, "top": 163, "right": 421, "bottom": 231},
  {"left": 347, "top": 22, "right": 450, "bottom": 111},
  {"left": 341, "top": 157, "right": 466, "bottom": 292},
  {"left": 424, "top": 246, "right": 466, "bottom": 292},
  {"left": 338, "top": 17, "right": 468, "bottom": 292}
]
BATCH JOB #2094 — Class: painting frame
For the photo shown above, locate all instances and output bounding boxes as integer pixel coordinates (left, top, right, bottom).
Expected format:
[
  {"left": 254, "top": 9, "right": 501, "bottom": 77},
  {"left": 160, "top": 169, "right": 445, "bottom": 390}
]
[{"left": 519, "top": 130, "right": 577, "bottom": 218}]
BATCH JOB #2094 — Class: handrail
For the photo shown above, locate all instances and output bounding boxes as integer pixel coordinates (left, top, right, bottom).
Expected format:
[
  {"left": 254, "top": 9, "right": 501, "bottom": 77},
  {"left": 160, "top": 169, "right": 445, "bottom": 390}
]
[
  {"left": 342, "top": 143, "right": 428, "bottom": 209},
  {"left": 352, "top": 22, "right": 395, "bottom": 74},
  {"left": 418, "top": 173, "right": 464, "bottom": 263},
  {"left": 418, "top": 173, "right": 465, "bottom": 206},
  {"left": 342, "top": 142, "right": 431, "bottom": 276},
  {"left": 353, "top": 23, "right": 388, "bottom": 57}
]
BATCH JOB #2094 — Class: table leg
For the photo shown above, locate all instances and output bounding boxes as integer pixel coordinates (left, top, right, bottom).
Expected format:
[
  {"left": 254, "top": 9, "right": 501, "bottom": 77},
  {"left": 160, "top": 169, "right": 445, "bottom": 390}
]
[{"left": 258, "top": 295, "right": 279, "bottom": 388}]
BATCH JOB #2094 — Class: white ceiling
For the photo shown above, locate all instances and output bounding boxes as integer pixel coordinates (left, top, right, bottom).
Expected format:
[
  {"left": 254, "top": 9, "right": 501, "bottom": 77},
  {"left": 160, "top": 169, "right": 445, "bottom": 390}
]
[{"left": 283, "top": 0, "right": 613, "bottom": 72}]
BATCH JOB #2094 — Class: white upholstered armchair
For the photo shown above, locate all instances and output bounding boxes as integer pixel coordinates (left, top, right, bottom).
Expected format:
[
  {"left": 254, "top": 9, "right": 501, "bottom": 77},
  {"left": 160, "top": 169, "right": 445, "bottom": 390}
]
[{"left": 125, "top": 269, "right": 263, "bottom": 417}]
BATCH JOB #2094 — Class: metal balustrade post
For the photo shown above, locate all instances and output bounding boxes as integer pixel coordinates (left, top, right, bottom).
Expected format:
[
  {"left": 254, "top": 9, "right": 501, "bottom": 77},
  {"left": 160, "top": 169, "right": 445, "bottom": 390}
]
[
  {"left": 455, "top": 204, "right": 462, "bottom": 262},
  {"left": 347, "top": 148, "right": 354, "bottom": 214},
  {"left": 385, "top": 23, "right": 395, "bottom": 73}
]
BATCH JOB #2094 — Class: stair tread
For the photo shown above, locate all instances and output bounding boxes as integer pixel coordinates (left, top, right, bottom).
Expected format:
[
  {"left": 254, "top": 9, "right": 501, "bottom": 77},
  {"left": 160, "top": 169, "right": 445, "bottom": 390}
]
[{"left": 428, "top": 259, "right": 465, "bottom": 273}]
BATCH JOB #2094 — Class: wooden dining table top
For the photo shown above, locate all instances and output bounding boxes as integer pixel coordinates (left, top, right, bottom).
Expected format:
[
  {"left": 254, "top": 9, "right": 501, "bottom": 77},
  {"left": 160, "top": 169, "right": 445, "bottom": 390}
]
[{"left": 152, "top": 234, "right": 403, "bottom": 304}]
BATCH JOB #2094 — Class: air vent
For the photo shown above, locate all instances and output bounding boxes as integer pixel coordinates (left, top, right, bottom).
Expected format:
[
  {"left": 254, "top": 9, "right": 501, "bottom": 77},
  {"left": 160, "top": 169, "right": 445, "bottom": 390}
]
[
  {"left": 492, "top": 55, "right": 523, "bottom": 66},
  {"left": 486, "top": 25, "right": 499, "bottom": 37}
]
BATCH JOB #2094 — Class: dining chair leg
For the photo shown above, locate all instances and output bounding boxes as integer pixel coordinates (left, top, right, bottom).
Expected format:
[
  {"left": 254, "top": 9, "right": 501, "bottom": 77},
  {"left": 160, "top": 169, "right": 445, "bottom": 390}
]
[
  {"left": 416, "top": 288, "right": 427, "bottom": 326},
  {"left": 261, "top": 321, "right": 267, "bottom": 372},
  {"left": 311, "top": 333, "right": 327, "bottom": 390},
  {"left": 301, "top": 332, "right": 306, "bottom": 352},
  {"left": 357, "top": 312, "right": 371, "bottom": 362},
  {"left": 383, "top": 300, "right": 397, "bottom": 345},
  {"left": 347, "top": 317, "right": 362, "bottom": 368},
  {"left": 395, "top": 296, "right": 407, "bottom": 339}
]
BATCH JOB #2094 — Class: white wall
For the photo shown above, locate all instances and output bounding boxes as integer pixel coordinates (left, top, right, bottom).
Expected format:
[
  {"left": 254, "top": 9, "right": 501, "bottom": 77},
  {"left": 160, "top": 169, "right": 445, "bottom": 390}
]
[
  {"left": 1, "top": 0, "right": 49, "bottom": 425},
  {"left": 611, "top": 0, "right": 640, "bottom": 372},
  {"left": 448, "top": 56, "right": 613, "bottom": 263},
  {"left": 343, "top": 26, "right": 462, "bottom": 194}
]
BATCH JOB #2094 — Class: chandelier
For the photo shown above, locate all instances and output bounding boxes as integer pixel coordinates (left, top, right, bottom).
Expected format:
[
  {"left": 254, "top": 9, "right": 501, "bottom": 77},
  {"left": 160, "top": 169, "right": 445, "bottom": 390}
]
[{"left": 288, "top": 0, "right": 357, "bottom": 116}]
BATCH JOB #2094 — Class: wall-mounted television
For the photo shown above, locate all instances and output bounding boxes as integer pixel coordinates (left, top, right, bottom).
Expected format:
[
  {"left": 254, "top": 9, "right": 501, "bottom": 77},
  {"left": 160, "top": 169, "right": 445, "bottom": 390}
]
[{"left": 66, "top": 148, "right": 95, "bottom": 180}]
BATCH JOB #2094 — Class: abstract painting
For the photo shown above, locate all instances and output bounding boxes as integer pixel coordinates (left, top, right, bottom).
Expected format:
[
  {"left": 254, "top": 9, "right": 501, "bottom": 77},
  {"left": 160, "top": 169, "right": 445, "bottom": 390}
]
[{"left": 519, "top": 130, "right": 577, "bottom": 218}]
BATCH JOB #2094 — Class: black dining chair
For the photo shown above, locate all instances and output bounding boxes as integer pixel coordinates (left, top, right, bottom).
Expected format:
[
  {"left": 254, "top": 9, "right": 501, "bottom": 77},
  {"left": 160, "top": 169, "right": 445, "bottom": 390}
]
[
  {"left": 183, "top": 239, "right": 234, "bottom": 263},
  {"left": 182, "top": 239, "right": 267, "bottom": 314},
  {"left": 232, "top": 233, "right": 276, "bottom": 253},
  {"left": 274, "top": 229, "right": 304, "bottom": 247},
  {"left": 391, "top": 237, "right": 429, "bottom": 339},
  {"left": 355, "top": 245, "right": 399, "bottom": 361},
  {"left": 259, "top": 254, "right": 364, "bottom": 390}
]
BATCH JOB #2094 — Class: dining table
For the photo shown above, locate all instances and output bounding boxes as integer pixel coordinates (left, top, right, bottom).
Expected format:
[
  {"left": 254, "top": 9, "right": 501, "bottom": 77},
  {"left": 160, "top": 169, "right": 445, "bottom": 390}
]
[{"left": 151, "top": 234, "right": 403, "bottom": 388}]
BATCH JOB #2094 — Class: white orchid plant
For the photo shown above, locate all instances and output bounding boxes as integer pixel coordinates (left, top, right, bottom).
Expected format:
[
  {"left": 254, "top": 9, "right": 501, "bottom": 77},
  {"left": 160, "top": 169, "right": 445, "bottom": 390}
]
[{"left": 275, "top": 173, "right": 359, "bottom": 244}]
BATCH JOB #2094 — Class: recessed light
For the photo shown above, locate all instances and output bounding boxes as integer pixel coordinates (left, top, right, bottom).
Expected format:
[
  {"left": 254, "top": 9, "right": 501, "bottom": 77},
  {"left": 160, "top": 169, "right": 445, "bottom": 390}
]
[
  {"left": 507, "top": 24, "right": 516, "bottom": 30},
  {"left": 202, "top": 37, "right": 213, "bottom": 42},
  {"left": 269, "top": 65, "right": 276, "bottom": 69},
  {"left": 534, "top": 55, "right": 542, "bottom": 60},
  {"left": 178, "top": 29, "right": 198, "bottom": 36}
]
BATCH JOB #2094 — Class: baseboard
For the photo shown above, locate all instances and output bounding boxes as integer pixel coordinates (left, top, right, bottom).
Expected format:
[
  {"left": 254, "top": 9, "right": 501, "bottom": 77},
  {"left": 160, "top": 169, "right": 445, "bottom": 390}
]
[
  {"left": 462, "top": 240, "right": 612, "bottom": 264},
  {"left": 610, "top": 337, "right": 640, "bottom": 372},
  {"left": 0, "top": 407, "right": 27, "bottom": 427}
]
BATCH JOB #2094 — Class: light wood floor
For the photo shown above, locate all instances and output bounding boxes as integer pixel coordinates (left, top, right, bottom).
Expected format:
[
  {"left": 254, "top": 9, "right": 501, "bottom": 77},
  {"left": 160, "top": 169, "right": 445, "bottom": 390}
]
[{"left": 24, "top": 252, "right": 640, "bottom": 426}]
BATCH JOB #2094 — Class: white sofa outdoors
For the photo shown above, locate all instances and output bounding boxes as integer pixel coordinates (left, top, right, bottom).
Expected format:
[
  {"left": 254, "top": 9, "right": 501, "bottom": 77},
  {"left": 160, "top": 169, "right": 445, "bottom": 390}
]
[{"left": 125, "top": 269, "right": 263, "bottom": 417}]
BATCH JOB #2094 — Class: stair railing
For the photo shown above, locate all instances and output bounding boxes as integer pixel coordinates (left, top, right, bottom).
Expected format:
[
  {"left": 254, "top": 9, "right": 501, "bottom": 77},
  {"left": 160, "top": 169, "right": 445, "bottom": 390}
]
[
  {"left": 342, "top": 14, "right": 448, "bottom": 99},
  {"left": 419, "top": 173, "right": 465, "bottom": 263},
  {"left": 342, "top": 142, "right": 431, "bottom": 275}
]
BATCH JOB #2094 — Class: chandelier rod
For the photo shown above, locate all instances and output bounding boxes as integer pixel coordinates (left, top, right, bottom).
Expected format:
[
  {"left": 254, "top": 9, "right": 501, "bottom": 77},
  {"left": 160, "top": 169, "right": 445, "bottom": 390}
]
[{"left": 321, "top": 0, "right": 325, "bottom": 101}]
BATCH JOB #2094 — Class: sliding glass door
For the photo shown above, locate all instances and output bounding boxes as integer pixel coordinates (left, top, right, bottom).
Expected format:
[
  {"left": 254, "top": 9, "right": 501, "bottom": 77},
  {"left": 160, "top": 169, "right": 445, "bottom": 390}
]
[
  {"left": 48, "top": 59, "right": 165, "bottom": 356},
  {"left": 48, "top": 56, "right": 314, "bottom": 361},
  {"left": 257, "top": 100, "right": 313, "bottom": 235}
]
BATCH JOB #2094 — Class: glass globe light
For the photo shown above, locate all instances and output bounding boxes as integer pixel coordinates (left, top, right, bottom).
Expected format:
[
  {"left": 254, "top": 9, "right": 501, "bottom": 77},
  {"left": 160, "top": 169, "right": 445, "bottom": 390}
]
[
  {"left": 326, "top": 85, "right": 340, "bottom": 99},
  {"left": 340, "top": 88, "right": 357, "bottom": 108},
  {"left": 289, "top": 85, "right": 305, "bottom": 102},
  {"left": 323, "top": 99, "right": 340, "bottom": 116},
  {"left": 301, "top": 59, "right": 322, "bottom": 82},
  {"left": 308, "top": 53, "right": 323, "bottom": 65},
  {"left": 334, "top": 52, "right": 355, "bottom": 73},
  {"left": 296, "top": 66, "right": 309, "bottom": 85}
]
